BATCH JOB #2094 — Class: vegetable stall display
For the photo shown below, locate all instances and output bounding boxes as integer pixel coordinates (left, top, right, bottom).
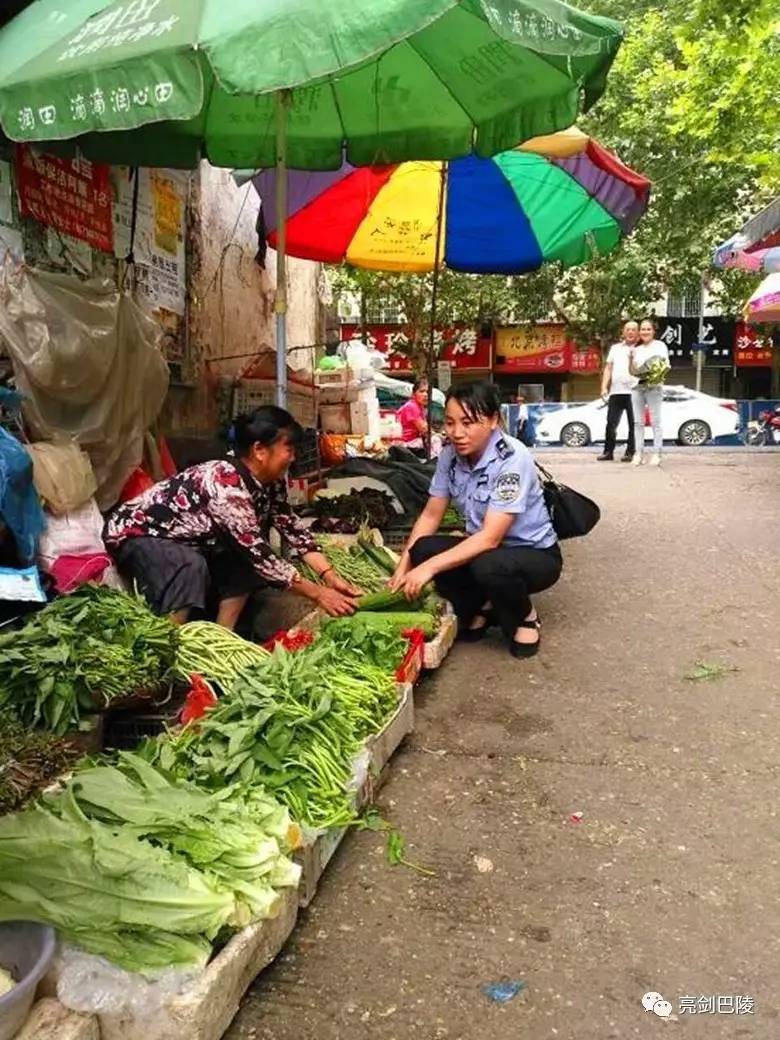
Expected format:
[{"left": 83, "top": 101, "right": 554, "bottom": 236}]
[
  {"left": 0, "top": 586, "right": 178, "bottom": 735},
  {"left": 0, "top": 713, "right": 79, "bottom": 816},
  {"left": 0, "top": 753, "right": 299, "bottom": 974},
  {"left": 144, "top": 641, "right": 399, "bottom": 830}
]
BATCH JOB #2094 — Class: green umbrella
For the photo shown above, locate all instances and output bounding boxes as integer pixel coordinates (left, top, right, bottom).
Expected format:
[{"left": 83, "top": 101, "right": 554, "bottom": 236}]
[{"left": 0, "top": 0, "right": 622, "bottom": 404}]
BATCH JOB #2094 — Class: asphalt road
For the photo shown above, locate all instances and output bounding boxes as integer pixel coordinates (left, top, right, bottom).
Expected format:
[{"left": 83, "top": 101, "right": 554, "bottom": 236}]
[{"left": 228, "top": 451, "right": 780, "bottom": 1040}]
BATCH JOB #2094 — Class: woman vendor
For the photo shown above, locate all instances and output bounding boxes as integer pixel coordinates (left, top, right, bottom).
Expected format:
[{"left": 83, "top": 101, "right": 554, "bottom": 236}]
[
  {"left": 105, "top": 407, "right": 360, "bottom": 629},
  {"left": 390, "top": 382, "right": 562, "bottom": 658}
]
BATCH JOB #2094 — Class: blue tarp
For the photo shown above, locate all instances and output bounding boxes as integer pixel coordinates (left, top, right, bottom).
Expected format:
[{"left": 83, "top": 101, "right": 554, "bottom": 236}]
[{"left": 0, "top": 427, "right": 44, "bottom": 564}]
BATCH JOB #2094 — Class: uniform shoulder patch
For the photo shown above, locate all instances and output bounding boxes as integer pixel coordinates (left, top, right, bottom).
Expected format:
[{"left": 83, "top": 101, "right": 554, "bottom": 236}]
[
  {"left": 495, "top": 437, "right": 514, "bottom": 460},
  {"left": 495, "top": 471, "right": 522, "bottom": 503}
]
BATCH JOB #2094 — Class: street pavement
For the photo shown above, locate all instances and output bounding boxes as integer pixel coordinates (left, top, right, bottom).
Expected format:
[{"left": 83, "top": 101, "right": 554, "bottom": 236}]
[{"left": 227, "top": 451, "right": 780, "bottom": 1040}]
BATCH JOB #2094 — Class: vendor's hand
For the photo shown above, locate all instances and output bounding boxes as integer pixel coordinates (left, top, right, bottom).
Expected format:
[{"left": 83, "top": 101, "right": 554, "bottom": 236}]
[
  {"left": 388, "top": 556, "right": 412, "bottom": 592},
  {"left": 396, "top": 563, "right": 435, "bottom": 601},
  {"left": 315, "top": 586, "right": 358, "bottom": 617},
  {"left": 323, "top": 570, "right": 362, "bottom": 597}
]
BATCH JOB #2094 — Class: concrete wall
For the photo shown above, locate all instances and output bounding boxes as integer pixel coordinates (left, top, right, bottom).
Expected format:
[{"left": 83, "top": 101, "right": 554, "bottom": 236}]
[{"left": 163, "top": 163, "right": 322, "bottom": 436}]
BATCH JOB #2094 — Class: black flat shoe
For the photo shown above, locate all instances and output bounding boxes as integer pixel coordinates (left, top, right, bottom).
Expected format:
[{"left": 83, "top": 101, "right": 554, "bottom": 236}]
[
  {"left": 510, "top": 618, "right": 540, "bottom": 659},
  {"left": 458, "top": 609, "right": 497, "bottom": 643},
  {"left": 597, "top": 453, "right": 614, "bottom": 461},
  {"left": 621, "top": 454, "right": 634, "bottom": 462}
]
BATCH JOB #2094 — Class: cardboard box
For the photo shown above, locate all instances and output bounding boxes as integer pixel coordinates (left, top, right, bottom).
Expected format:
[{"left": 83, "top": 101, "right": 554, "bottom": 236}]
[{"left": 319, "top": 402, "right": 352, "bottom": 434}]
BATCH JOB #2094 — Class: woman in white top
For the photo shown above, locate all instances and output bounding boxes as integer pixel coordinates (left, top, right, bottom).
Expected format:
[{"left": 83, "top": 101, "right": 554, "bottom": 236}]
[{"left": 629, "top": 318, "right": 670, "bottom": 467}]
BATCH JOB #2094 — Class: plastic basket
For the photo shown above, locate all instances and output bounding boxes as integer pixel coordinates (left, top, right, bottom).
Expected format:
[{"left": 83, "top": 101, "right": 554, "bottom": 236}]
[{"left": 233, "top": 379, "right": 318, "bottom": 428}]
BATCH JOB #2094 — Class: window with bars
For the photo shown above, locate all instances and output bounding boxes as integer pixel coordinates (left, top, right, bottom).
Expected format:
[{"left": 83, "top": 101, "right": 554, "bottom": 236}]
[{"left": 666, "top": 286, "right": 702, "bottom": 317}]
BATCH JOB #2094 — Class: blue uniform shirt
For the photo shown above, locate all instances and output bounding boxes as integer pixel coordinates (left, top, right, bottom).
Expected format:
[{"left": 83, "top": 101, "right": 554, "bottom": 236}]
[{"left": 429, "top": 430, "right": 557, "bottom": 549}]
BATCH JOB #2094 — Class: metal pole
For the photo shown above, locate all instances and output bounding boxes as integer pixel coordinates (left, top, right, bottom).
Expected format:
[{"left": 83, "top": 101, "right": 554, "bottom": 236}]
[
  {"left": 695, "top": 272, "right": 705, "bottom": 392},
  {"left": 426, "top": 164, "right": 447, "bottom": 458},
  {"left": 274, "top": 90, "right": 290, "bottom": 408}
]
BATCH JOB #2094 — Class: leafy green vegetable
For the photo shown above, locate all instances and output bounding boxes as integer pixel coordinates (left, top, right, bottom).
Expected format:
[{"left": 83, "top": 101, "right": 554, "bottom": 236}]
[
  {"left": 318, "top": 620, "right": 409, "bottom": 673},
  {"left": 683, "top": 661, "right": 738, "bottom": 682},
  {"left": 323, "top": 611, "right": 437, "bottom": 639},
  {"left": 0, "top": 711, "right": 79, "bottom": 816},
  {"left": 142, "top": 643, "right": 399, "bottom": 830},
  {"left": 386, "top": 830, "right": 436, "bottom": 877},
  {"left": 0, "top": 587, "right": 177, "bottom": 735},
  {"left": 0, "top": 754, "right": 300, "bottom": 974}
]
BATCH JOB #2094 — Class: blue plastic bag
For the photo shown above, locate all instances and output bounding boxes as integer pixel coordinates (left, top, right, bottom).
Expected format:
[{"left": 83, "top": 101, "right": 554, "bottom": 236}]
[{"left": 0, "top": 427, "right": 45, "bottom": 564}]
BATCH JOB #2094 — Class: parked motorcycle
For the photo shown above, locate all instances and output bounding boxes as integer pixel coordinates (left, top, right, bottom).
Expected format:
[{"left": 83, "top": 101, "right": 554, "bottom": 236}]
[{"left": 743, "top": 406, "right": 780, "bottom": 446}]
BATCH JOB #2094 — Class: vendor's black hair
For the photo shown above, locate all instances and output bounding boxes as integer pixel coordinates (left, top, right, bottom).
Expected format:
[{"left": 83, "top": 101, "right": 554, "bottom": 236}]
[
  {"left": 412, "top": 377, "right": 428, "bottom": 393},
  {"left": 639, "top": 316, "right": 658, "bottom": 330},
  {"left": 445, "top": 380, "right": 501, "bottom": 422},
  {"left": 230, "top": 406, "right": 303, "bottom": 455}
]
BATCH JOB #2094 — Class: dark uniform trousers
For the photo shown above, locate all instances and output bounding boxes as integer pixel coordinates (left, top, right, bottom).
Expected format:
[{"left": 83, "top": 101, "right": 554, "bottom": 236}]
[{"left": 410, "top": 535, "right": 562, "bottom": 638}]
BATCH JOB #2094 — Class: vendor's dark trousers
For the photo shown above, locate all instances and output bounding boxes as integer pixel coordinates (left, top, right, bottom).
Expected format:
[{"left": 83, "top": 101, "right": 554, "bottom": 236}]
[
  {"left": 604, "top": 393, "right": 636, "bottom": 457},
  {"left": 410, "top": 536, "right": 562, "bottom": 638}
]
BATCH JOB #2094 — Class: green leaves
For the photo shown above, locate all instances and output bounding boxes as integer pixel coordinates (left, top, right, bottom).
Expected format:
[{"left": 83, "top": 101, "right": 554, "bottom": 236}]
[{"left": 0, "top": 587, "right": 178, "bottom": 735}]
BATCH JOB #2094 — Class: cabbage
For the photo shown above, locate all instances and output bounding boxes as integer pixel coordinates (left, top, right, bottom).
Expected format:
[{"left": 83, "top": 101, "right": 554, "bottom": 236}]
[{"left": 0, "top": 755, "right": 300, "bottom": 975}]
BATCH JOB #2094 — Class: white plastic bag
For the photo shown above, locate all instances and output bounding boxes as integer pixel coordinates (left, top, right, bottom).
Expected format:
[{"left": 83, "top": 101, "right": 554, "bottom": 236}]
[
  {"left": 56, "top": 945, "right": 200, "bottom": 1019},
  {"left": 26, "top": 441, "right": 96, "bottom": 515},
  {"left": 0, "top": 258, "right": 169, "bottom": 509}
]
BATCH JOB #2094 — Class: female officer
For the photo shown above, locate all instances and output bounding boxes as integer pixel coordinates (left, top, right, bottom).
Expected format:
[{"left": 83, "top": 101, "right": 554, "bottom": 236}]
[
  {"left": 390, "top": 382, "right": 561, "bottom": 658},
  {"left": 105, "top": 406, "right": 359, "bottom": 628}
]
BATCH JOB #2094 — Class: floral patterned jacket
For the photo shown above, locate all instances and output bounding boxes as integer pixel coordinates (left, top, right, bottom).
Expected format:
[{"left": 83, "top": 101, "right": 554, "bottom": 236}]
[{"left": 104, "top": 459, "right": 317, "bottom": 588}]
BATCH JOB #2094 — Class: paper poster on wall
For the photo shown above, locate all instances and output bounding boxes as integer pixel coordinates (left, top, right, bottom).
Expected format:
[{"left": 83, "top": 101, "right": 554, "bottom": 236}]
[
  {"left": 112, "top": 166, "right": 187, "bottom": 316},
  {"left": 16, "top": 145, "right": 113, "bottom": 253},
  {"left": 0, "top": 161, "right": 13, "bottom": 225}
]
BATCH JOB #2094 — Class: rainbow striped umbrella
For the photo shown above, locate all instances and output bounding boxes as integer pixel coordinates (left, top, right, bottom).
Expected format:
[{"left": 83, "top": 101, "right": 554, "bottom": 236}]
[
  {"left": 256, "top": 128, "right": 650, "bottom": 274},
  {"left": 744, "top": 273, "right": 780, "bottom": 325}
]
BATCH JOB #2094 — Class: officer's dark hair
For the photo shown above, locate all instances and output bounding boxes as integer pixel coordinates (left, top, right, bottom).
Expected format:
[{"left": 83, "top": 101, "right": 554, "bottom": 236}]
[
  {"left": 229, "top": 406, "right": 303, "bottom": 456},
  {"left": 639, "top": 316, "right": 658, "bottom": 331},
  {"left": 445, "top": 380, "right": 501, "bottom": 423},
  {"left": 412, "top": 377, "right": 428, "bottom": 393}
]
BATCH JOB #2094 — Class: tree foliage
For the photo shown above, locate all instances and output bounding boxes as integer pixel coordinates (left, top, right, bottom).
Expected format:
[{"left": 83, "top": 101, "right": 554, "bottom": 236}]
[{"left": 329, "top": 0, "right": 778, "bottom": 360}]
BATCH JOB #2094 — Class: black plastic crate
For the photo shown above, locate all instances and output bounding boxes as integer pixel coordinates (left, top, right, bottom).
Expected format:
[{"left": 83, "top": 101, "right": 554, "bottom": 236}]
[
  {"left": 289, "top": 428, "right": 321, "bottom": 478},
  {"left": 103, "top": 695, "right": 184, "bottom": 751},
  {"left": 379, "top": 525, "right": 414, "bottom": 550}
]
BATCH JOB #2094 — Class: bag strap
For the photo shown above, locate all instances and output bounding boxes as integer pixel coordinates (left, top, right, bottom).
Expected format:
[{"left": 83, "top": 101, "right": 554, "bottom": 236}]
[{"left": 534, "top": 459, "right": 555, "bottom": 483}]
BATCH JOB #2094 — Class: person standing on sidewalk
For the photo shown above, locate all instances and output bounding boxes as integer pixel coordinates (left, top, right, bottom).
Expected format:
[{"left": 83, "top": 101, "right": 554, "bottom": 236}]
[
  {"left": 598, "top": 320, "right": 639, "bottom": 462},
  {"left": 630, "top": 318, "right": 671, "bottom": 467}
]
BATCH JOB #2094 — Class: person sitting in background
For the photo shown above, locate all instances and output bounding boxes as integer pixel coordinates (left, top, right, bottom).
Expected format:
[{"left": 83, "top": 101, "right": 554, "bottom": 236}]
[
  {"left": 397, "top": 378, "right": 431, "bottom": 447},
  {"left": 105, "top": 407, "right": 360, "bottom": 629},
  {"left": 397, "top": 377, "right": 443, "bottom": 455},
  {"left": 390, "top": 381, "right": 562, "bottom": 659}
]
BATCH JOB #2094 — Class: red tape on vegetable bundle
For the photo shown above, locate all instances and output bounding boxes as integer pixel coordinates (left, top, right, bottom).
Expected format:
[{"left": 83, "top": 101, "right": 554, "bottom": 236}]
[
  {"left": 395, "top": 629, "right": 426, "bottom": 682},
  {"left": 263, "top": 629, "right": 315, "bottom": 652},
  {"left": 180, "top": 674, "right": 218, "bottom": 725}
]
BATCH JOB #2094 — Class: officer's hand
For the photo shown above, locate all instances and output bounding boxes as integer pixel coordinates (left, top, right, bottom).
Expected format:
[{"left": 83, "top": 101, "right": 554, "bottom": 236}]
[
  {"left": 323, "top": 571, "right": 362, "bottom": 597},
  {"left": 389, "top": 556, "right": 411, "bottom": 592},
  {"left": 315, "top": 587, "right": 358, "bottom": 617},
  {"left": 398, "top": 563, "right": 434, "bottom": 601}
]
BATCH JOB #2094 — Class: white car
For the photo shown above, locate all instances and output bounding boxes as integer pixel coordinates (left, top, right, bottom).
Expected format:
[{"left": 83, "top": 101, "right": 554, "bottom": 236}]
[{"left": 534, "top": 387, "right": 740, "bottom": 448}]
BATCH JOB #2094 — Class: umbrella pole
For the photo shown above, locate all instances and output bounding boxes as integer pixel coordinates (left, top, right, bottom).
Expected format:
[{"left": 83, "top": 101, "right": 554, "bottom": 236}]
[
  {"left": 426, "top": 164, "right": 447, "bottom": 459},
  {"left": 274, "top": 90, "right": 290, "bottom": 409}
]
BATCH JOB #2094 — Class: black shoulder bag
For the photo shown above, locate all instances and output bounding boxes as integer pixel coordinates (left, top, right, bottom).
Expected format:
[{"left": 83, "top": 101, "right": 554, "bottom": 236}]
[{"left": 535, "top": 461, "right": 601, "bottom": 540}]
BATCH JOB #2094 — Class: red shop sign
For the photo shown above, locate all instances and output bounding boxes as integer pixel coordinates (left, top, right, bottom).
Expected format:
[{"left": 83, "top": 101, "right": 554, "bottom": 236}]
[
  {"left": 569, "top": 347, "right": 603, "bottom": 374},
  {"left": 734, "top": 321, "right": 774, "bottom": 367},
  {"left": 340, "top": 323, "right": 491, "bottom": 372},
  {"left": 15, "top": 144, "right": 113, "bottom": 253}
]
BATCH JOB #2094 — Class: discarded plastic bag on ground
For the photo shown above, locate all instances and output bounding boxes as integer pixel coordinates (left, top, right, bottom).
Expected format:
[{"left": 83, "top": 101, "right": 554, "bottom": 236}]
[
  {"left": 56, "top": 945, "right": 201, "bottom": 1019},
  {"left": 0, "top": 258, "right": 169, "bottom": 510},
  {"left": 346, "top": 746, "right": 371, "bottom": 798},
  {"left": 26, "top": 440, "right": 96, "bottom": 515}
]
